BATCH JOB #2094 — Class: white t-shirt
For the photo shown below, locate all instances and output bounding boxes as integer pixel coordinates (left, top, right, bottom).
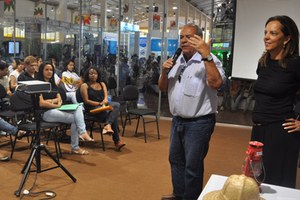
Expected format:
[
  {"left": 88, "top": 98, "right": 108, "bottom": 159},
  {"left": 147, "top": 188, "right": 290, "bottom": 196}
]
[
  {"left": 9, "top": 70, "right": 21, "bottom": 82},
  {"left": 61, "top": 70, "right": 80, "bottom": 92}
]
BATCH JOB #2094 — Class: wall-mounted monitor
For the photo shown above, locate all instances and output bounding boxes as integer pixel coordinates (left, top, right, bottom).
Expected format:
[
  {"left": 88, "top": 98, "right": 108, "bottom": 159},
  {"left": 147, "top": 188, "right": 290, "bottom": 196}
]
[{"left": 8, "top": 41, "right": 21, "bottom": 55}]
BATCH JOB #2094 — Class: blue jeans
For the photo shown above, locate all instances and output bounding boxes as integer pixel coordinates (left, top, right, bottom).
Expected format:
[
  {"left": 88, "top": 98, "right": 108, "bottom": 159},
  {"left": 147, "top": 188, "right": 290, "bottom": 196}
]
[
  {"left": 169, "top": 115, "right": 216, "bottom": 200},
  {"left": 92, "top": 101, "right": 121, "bottom": 144},
  {"left": 0, "top": 117, "right": 18, "bottom": 135},
  {"left": 42, "top": 105, "right": 86, "bottom": 150}
]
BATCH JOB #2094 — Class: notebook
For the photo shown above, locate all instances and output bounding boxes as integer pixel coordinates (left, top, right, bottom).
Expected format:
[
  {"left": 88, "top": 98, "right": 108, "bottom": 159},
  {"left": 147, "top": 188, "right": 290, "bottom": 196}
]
[{"left": 57, "top": 103, "right": 81, "bottom": 111}]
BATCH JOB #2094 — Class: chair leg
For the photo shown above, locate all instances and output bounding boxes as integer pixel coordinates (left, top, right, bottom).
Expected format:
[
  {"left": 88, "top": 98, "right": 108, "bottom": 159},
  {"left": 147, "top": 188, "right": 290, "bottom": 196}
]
[
  {"left": 155, "top": 115, "right": 160, "bottom": 140},
  {"left": 10, "top": 135, "right": 18, "bottom": 159},
  {"left": 141, "top": 116, "right": 147, "bottom": 143},
  {"left": 89, "top": 122, "right": 95, "bottom": 139},
  {"left": 135, "top": 116, "right": 141, "bottom": 136},
  {"left": 98, "top": 123, "right": 105, "bottom": 151},
  {"left": 53, "top": 129, "right": 62, "bottom": 160},
  {"left": 122, "top": 115, "right": 129, "bottom": 136}
]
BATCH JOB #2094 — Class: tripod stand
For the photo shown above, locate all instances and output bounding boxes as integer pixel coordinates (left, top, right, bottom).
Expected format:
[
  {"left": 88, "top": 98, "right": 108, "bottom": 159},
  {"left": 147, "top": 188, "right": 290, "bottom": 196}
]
[{"left": 14, "top": 92, "right": 76, "bottom": 197}]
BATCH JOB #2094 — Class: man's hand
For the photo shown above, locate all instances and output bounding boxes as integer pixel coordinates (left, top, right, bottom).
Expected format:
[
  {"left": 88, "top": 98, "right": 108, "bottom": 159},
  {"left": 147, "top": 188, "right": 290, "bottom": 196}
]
[
  {"left": 188, "top": 35, "right": 211, "bottom": 57},
  {"left": 162, "top": 58, "right": 174, "bottom": 73}
]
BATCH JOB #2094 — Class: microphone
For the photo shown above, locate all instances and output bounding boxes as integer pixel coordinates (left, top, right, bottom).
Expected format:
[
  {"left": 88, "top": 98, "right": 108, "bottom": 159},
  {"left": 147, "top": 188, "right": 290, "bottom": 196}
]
[
  {"left": 172, "top": 48, "right": 182, "bottom": 67},
  {"left": 166, "top": 48, "right": 182, "bottom": 74}
]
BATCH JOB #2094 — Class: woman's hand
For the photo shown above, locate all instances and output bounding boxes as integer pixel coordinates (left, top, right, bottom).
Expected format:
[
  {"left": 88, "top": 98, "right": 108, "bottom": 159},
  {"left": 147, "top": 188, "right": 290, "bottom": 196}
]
[
  {"left": 56, "top": 99, "right": 63, "bottom": 107},
  {"left": 282, "top": 118, "right": 300, "bottom": 133},
  {"left": 100, "top": 99, "right": 108, "bottom": 106}
]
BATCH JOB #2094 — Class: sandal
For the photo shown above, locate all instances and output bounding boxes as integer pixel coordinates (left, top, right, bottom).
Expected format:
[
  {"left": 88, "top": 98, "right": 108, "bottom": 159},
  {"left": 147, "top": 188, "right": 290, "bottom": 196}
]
[
  {"left": 16, "top": 131, "right": 28, "bottom": 140},
  {"left": 102, "top": 129, "right": 114, "bottom": 136},
  {"left": 79, "top": 133, "right": 94, "bottom": 142},
  {"left": 102, "top": 124, "right": 114, "bottom": 135},
  {"left": 71, "top": 148, "right": 89, "bottom": 155}
]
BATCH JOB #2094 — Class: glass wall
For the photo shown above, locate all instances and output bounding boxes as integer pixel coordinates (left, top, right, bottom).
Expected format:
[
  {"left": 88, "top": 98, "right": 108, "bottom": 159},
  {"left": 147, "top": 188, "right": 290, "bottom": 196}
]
[{"left": 1, "top": 0, "right": 251, "bottom": 126}]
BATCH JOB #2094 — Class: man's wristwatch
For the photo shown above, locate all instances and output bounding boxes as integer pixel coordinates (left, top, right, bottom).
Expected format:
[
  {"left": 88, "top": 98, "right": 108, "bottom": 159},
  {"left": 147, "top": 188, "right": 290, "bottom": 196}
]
[{"left": 201, "top": 54, "right": 213, "bottom": 62}]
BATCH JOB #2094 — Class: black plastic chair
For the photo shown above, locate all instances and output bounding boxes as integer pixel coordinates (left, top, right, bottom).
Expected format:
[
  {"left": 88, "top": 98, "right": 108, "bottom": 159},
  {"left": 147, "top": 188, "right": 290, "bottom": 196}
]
[
  {"left": 9, "top": 91, "right": 64, "bottom": 159},
  {"left": 121, "top": 85, "right": 160, "bottom": 143},
  {"left": 107, "top": 76, "right": 117, "bottom": 96},
  {"left": 0, "top": 84, "right": 9, "bottom": 110}
]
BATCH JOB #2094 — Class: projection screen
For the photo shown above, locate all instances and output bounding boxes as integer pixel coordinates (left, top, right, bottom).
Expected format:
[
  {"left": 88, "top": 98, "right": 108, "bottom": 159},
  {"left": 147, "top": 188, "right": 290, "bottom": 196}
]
[{"left": 231, "top": 0, "right": 300, "bottom": 80}]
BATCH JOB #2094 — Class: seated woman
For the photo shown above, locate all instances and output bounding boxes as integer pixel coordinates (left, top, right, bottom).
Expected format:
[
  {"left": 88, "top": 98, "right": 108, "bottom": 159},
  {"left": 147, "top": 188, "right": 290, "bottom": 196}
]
[
  {"left": 9, "top": 58, "right": 24, "bottom": 92},
  {"left": 61, "top": 59, "right": 81, "bottom": 103},
  {"left": 37, "top": 62, "right": 93, "bottom": 155},
  {"left": 80, "top": 66, "right": 125, "bottom": 150}
]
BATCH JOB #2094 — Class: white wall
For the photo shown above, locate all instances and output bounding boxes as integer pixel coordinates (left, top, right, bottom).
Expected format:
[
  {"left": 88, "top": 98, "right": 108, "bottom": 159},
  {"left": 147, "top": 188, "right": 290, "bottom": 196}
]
[{"left": 232, "top": 0, "right": 300, "bottom": 80}]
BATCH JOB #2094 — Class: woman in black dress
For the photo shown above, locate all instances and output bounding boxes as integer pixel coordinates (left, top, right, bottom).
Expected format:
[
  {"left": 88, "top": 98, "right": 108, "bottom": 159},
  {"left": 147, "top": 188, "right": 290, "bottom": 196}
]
[
  {"left": 80, "top": 66, "right": 125, "bottom": 151},
  {"left": 251, "top": 15, "right": 300, "bottom": 188}
]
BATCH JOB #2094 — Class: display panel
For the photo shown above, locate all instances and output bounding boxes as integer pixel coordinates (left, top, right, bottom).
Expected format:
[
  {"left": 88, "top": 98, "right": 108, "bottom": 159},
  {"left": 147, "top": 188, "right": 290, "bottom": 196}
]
[{"left": 8, "top": 41, "right": 21, "bottom": 55}]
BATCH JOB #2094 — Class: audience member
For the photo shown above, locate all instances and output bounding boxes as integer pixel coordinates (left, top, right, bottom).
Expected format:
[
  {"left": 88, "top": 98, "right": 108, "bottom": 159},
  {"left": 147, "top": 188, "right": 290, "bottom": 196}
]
[
  {"left": 0, "top": 61, "right": 12, "bottom": 96},
  {"left": 18, "top": 56, "right": 38, "bottom": 81},
  {"left": 80, "top": 66, "right": 125, "bottom": 151},
  {"left": 9, "top": 59, "right": 24, "bottom": 91},
  {"left": 37, "top": 62, "right": 94, "bottom": 155},
  {"left": 119, "top": 57, "right": 130, "bottom": 90},
  {"left": 61, "top": 59, "right": 81, "bottom": 103}
]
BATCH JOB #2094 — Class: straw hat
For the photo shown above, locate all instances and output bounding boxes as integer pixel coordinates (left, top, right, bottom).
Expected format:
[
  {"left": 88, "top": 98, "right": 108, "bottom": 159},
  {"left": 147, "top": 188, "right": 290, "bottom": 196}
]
[{"left": 203, "top": 174, "right": 264, "bottom": 200}]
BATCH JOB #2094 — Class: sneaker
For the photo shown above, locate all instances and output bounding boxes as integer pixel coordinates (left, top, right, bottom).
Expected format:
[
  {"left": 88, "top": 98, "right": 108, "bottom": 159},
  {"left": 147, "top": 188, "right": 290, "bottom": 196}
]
[{"left": 115, "top": 141, "right": 126, "bottom": 151}]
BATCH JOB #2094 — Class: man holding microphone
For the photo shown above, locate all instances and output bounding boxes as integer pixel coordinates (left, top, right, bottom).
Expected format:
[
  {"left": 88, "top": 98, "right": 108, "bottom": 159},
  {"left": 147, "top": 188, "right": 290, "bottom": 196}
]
[{"left": 159, "top": 23, "right": 225, "bottom": 200}]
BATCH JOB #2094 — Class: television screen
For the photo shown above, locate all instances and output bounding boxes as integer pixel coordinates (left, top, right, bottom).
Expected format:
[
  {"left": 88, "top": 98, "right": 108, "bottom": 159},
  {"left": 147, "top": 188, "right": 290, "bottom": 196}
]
[{"left": 8, "top": 41, "right": 20, "bottom": 54}]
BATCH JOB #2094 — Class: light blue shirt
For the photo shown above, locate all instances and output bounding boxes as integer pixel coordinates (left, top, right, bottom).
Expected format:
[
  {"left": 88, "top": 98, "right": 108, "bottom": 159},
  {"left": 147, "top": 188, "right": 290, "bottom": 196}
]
[{"left": 167, "top": 52, "right": 225, "bottom": 118}]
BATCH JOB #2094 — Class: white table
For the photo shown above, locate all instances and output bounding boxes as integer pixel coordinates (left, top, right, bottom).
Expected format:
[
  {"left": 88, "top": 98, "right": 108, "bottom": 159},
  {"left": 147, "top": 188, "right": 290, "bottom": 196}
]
[{"left": 198, "top": 174, "right": 300, "bottom": 200}]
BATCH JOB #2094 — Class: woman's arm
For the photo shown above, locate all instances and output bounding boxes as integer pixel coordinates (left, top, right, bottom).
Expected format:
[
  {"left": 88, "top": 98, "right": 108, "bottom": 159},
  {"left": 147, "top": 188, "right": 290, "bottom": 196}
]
[
  {"left": 101, "top": 82, "right": 108, "bottom": 105},
  {"left": 10, "top": 75, "right": 17, "bottom": 90},
  {"left": 81, "top": 83, "right": 102, "bottom": 106},
  {"left": 39, "top": 93, "right": 62, "bottom": 109}
]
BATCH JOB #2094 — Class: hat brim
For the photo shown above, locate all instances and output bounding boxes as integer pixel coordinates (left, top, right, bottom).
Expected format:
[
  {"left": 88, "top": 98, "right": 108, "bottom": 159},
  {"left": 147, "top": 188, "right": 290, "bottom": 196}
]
[
  {"left": 203, "top": 190, "right": 225, "bottom": 200},
  {"left": 202, "top": 190, "right": 265, "bottom": 200}
]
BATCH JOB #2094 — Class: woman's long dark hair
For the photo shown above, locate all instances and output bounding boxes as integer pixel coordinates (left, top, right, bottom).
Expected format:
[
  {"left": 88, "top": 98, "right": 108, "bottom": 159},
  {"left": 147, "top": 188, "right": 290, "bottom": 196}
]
[
  {"left": 83, "top": 66, "right": 102, "bottom": 83},
  {"left": 259, "top": 15, "right": 299, "bottom": 68},
  {"left": 62, "top": 59, "right": 76, "bottom": 72},
  {"left": 37, "top": 62, "right": 57, "bottom": 89}
]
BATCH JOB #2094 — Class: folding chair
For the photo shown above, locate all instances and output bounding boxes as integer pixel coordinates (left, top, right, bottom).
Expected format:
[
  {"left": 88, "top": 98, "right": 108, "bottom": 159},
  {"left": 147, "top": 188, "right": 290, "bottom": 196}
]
[{"left": 121, "top": 85, "right": 160, "bottom": 143}]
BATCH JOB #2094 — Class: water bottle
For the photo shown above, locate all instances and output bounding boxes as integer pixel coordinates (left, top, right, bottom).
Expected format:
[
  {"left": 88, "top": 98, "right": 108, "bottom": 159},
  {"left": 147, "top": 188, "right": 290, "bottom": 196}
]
[{"left": 108, "top": 92, "right": 112, "bottom": 102}]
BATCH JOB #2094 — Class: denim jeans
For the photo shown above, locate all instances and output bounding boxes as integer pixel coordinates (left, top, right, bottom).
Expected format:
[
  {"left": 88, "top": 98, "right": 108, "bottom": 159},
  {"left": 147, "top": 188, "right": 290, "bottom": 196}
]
[
  {"left": 93, "top": 101, "right": 121, "bottom": 144},
  {"left": 66, "top": 91, "right": 78, "bottom": 104},
  {"left": 169, "top": 115, "right": 216, "bottom": 200},
  {"left": 42, "top": 105, "right": 86, "bottom": 150},
  {"left": 0, "top": 117, "right": 18, "bottom": 135}
]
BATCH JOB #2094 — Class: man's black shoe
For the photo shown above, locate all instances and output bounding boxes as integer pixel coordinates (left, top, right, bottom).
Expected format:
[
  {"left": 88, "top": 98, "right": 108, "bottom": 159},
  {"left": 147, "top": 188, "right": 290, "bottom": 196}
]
[{"left": 161, "top": 194, "right": 176, "bottom": 200}]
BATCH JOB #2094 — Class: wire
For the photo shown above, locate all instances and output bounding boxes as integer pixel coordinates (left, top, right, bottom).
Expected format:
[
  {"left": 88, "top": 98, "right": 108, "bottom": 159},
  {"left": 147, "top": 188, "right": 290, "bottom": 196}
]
[{"left": 19, "top": 171, "right": 57, "bottom": 199}]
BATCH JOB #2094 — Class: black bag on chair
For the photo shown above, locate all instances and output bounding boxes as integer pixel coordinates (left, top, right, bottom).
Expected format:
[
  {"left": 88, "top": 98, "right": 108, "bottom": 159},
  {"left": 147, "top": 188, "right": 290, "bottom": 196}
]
[{"left": 10, "top": 90, "right": 33, "bottom": 111}]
